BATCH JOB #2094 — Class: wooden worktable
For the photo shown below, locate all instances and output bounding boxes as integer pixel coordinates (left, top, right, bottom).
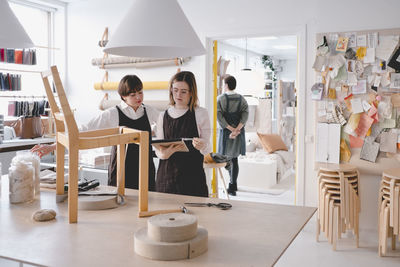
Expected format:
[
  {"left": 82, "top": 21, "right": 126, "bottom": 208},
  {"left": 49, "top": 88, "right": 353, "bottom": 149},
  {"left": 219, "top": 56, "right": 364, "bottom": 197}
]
[{"left": 0, "top": 175, "right": 315, "bottom": 267}]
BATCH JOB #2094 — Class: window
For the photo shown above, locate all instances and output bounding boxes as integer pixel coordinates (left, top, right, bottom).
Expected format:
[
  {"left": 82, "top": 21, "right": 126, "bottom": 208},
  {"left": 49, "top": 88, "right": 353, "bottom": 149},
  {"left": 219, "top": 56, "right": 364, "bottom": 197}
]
[{"left": 0, "top": 1, "right": 65, "bottom": 118}]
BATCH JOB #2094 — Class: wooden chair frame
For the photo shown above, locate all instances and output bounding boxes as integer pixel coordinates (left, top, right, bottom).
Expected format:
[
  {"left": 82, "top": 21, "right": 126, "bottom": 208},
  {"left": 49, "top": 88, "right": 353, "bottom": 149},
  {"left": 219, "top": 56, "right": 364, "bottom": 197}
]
[{"left": 41, "top": 66, "right": 176, "bottom": 222}]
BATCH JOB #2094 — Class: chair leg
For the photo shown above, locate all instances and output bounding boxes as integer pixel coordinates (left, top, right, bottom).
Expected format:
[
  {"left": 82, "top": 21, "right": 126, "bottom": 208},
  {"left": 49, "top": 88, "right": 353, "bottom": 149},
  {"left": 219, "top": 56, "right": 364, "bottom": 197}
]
[
  {"left": 333, "top": 206, "right": 339, "bottom": 251},
  {"left": 117, "top": 144, "right": 126, "bottom": 196},
  {"left": 68, "top": 147, "right": 79, "bottom": 223},
  {"left": 355, "top": 195, "right": 359, "bottom": 248},
  {"left": 316, "top": 216, "right": 320, "bottom": 242},
  {"left": 329, "top": 199, "right": 334, "bottom": 245},
  {"left": 56, "top": 142, "right": 65, "bottom": 195},
  {"left": 218, "top": 168, "right": 229, "bottom": 200},
  {"left": 382, "top": 207, "right": 390, "bottom": 256}
]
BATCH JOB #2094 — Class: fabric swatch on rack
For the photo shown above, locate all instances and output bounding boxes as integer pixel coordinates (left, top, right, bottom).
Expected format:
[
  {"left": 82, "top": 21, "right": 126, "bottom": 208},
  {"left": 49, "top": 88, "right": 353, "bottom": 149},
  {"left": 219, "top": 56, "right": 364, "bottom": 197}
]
[
  {"left": 8, "top": 101, "right": 16, "bottom": 116},
  {"left": 0, "top": 49, "right": 4, "bottom": 62},
  {"left": 14, "top": 50, "right": 23, "bottom": 64},
  {"left": 6, "top": 49, "right": 15, "bottom": 63}
]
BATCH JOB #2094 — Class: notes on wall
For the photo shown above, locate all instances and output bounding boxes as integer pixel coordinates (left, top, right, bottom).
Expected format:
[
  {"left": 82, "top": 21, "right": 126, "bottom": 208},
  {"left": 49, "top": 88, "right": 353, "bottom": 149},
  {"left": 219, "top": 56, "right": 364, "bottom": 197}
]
[{"left": 313, "top": 28, "right": 400, "bottom": 164}]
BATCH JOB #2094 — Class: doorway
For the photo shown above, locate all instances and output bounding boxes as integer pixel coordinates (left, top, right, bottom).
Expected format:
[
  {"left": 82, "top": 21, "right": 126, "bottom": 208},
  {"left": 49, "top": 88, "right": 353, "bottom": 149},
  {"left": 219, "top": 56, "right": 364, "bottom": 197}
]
[{"left": 207, "top": 32, "right": 305, "bottom": 206}]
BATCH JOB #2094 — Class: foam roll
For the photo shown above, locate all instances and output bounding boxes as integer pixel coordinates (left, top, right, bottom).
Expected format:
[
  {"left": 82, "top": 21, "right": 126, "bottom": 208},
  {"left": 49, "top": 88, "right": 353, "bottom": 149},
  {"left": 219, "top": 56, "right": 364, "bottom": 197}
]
[
  {"left": 78, "top": 195, "right": 119, "bottom": 210},
  {"left": 94, "top": 81, "right": 169, "bottom": 91},
  {"left": 134, "top": 227, "right": 208, "bottom": 261},
  {"left": 148, "top": 213, "right": 197, "bottom": 242}
]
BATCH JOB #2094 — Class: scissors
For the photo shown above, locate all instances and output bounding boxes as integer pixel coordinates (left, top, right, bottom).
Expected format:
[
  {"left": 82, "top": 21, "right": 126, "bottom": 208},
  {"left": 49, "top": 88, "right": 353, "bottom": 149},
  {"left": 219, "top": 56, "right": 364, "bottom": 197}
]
[{"left": 184, "top": 202, "right": 232, "bottom": 210}]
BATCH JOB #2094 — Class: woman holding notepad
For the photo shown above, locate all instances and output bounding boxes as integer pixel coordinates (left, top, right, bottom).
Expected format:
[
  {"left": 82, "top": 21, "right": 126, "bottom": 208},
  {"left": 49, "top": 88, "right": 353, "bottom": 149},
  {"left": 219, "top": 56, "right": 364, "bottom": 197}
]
[{"left": 154, "top": 71, "right": 211, "bottom": 197}]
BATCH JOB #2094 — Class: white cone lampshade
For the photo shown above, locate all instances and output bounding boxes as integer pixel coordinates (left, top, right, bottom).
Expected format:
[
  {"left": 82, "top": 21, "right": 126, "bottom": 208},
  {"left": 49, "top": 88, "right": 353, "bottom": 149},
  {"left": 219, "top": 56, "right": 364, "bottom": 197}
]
[
  {"left": 0, "top": 0, "right": 34, "bottom": 48},
  {"left": 104, "top": 0, "right": 205, "bottom": 58},
  {"left": 235, "top": 70, "right": 265, "bottom": 97}
]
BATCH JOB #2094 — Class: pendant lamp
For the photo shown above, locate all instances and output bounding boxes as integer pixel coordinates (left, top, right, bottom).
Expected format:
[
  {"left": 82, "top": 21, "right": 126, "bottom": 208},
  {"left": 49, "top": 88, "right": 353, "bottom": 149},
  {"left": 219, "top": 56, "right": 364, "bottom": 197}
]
[
  {"left": 236, "top": 37, "right": 264, "bottom": 97},
  {"left": 104, "top": 0, "right": 205, "bottom": 58},
  {"left": 0, "top": 0, "right": 34, "bottom": 48}
]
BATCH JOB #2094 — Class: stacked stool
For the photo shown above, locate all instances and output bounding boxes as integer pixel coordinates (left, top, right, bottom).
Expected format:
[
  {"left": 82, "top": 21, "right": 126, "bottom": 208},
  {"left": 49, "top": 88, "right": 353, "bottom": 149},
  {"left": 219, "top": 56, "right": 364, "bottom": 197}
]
[
  {"left": 378, "top": 168, "right": 400, "bottom": 256},
  {"left": 316, "top": 163, "right": 360, "bottom": 250}
]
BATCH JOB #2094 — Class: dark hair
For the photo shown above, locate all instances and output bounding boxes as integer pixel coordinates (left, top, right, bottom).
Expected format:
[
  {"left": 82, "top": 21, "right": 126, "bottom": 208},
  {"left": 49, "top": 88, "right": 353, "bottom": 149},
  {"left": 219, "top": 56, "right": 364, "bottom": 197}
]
[
  {"left": 224, "top": 75, "right": 236, "bottom": 90},
  {"left": 169, "top": 71, "right": 199, "bottom": 111},
  {"left": 118, "top": 75, "right": 143, "bottom": 100}
]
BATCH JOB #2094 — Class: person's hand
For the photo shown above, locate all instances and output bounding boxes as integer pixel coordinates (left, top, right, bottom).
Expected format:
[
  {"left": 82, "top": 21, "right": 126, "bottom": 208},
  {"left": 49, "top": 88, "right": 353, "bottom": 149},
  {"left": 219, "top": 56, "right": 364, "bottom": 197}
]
[
  {"left": 192, "top": 138, "right": 206, "bottom": 151},
  {"left": 31, "top": 143, "right": 56, "bottom": 158},
  {"left": 229, "top": 129, "right": 240, "bottom": 139},
  {"left": 157, "top": 143, "right": 186, "bottom": 159}
]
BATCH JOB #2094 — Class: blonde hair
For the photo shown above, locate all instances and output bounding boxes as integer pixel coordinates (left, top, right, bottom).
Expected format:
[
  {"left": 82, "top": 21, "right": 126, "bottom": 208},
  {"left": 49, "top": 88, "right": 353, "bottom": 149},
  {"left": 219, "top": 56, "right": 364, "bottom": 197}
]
[{"left": 169, "top": 71, "right": 199, "bottom": 111}]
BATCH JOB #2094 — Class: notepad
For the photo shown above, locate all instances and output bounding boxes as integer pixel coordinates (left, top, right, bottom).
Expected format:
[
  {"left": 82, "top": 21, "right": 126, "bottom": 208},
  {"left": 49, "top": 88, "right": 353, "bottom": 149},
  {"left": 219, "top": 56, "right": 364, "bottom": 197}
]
[{"left": 151, "top": 139, "right": 189, "bottom": 152}]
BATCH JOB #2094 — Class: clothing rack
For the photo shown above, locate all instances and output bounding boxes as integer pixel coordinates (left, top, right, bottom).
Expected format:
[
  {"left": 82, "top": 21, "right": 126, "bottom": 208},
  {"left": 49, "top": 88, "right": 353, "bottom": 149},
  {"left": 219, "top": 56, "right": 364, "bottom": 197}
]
[
  {"left": 0, "top": 95, "right": 47, "bottom": 98},
  {"left": 0, "top": 68, "right": 42, "bottom": 73}
]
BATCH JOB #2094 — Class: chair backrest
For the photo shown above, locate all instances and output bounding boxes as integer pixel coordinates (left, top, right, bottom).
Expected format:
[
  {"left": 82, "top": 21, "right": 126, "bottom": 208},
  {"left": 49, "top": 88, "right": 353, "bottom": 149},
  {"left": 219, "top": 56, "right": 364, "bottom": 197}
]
[{"left": 41, "top": 66, "right": 79, "bottom": 139}]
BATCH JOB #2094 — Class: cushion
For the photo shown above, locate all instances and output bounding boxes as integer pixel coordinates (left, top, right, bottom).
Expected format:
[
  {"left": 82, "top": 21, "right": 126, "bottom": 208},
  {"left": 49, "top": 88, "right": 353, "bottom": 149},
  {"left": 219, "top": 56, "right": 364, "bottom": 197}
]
[
  {"left": 246, "top": 142, "right": 256, "bottom": 152},
  {"left": 257, "top": 133, "right": 288, "bottom": 153},
  {"left": 246, "top": 132, "right": 263, "bottom": 149}
]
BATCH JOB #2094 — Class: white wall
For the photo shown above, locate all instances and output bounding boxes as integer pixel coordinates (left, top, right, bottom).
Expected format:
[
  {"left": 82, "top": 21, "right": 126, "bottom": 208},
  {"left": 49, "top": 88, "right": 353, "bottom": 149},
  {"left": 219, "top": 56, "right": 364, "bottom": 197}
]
[
  {"left": 66, "top": 0, "right": 206, "bottom": 126},
  {"left": 67, "top": 0, "right": 400, "bottom": 230},
  {"left": 278, "top": 59, "right": 296, "bottom": 82}
]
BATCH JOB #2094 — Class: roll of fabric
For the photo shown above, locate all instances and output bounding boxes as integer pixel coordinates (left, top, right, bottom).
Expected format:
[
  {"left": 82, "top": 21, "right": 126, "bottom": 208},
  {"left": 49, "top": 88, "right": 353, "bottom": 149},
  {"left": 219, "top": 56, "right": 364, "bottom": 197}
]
[
  {"left": 94, "top": 81, "right": 169, "bottom": 91},
  {"left": 91, "top": 56, "right": 190, "bottom": 67},
  {"left": 134, "top": 213, "right": 208, "bottom": 260},
  {"left": 148, "top": 213, "right": 197, "bottom": 242},
  {"left": 134, "top": 227, "right": 208, "bottom": 260}
]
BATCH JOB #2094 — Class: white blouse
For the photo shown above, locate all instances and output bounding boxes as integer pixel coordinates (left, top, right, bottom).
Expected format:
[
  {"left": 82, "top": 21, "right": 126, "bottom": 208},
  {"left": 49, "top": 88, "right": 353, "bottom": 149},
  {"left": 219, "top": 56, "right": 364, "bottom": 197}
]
[
  {"left": 155, "top": 106, "right": 211, "bottom": 156},
  {"left": 80, "top": 101, "right": 160, "bottom": 132}
]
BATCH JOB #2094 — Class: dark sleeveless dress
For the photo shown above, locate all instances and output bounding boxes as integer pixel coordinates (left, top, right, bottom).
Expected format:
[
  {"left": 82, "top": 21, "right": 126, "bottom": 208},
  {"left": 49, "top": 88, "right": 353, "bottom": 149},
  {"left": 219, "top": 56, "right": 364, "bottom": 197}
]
[
  {"left": 108, "top": 105, "right": 156, "bottom": 190},
  {"left": 156, "top": 109, "right": 208, "bottom": 197}
]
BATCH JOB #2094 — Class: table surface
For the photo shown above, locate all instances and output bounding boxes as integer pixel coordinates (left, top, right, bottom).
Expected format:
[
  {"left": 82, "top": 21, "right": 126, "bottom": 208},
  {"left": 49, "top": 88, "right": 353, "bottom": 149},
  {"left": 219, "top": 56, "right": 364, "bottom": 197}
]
[
  {"left": 0, "top": 175, "right": 315, "bottom": 267},
  {"left": 0, "top": 137, "right": 55, "bottom": 152}
]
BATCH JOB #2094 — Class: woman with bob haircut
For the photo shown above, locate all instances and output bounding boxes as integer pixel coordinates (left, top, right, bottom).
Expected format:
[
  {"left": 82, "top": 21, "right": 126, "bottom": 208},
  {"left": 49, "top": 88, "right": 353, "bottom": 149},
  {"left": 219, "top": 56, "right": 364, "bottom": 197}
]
[{"left": 32, "top": 75, "right": 159, "bottom": 191}]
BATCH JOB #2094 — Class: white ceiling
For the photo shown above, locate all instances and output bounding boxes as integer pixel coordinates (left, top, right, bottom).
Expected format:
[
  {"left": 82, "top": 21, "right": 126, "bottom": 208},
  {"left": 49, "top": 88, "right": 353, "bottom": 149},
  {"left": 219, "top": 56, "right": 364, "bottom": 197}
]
[{"left": 221, "top": 35, "right": 297, "bottom": 60}]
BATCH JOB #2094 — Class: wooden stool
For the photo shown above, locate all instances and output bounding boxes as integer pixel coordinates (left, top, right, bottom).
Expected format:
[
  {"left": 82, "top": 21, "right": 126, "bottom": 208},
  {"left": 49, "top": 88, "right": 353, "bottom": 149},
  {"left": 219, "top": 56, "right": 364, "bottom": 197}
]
[
  {"left": 316, "top": 163, "right": 360, "bottom": 250},
  {"left": 203, "top": 162, "right": 229, "bottom": 200},
  {"left": 378, "top": 168, "right": 400, "bottom": 256}
]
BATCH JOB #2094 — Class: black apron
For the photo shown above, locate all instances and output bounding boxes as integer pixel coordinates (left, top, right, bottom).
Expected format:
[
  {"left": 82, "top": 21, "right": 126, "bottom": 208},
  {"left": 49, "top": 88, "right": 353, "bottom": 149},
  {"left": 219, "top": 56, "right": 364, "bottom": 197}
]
[
  {"left": 108, "top": 106, "right": 156, "bottom": 191},
  {"left": 218, "top": 94, "right": 246, "bottom": 157},
  {"left": 156, "top": 109, "right": 208, "bottom": 197}
]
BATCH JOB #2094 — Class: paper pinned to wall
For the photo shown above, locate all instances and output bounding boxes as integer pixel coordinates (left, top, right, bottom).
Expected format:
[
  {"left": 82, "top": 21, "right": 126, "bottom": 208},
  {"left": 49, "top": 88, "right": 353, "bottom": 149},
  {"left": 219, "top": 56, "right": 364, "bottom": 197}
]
[
  {"left": 348, "top": 73, "right": 358, "bottom": 86},
  {"left": 369, "top": 123, "right": 383, "bottom": 140},
  {"left": 376, "top": 35, "right": 399, "bottom": 61},
  {"left": 362, "top": 100, "right": 372, "bottom": 111},
  {"left": 313, "top": 55, "right": 327, "bottom": 72},
  {"left": 364, "top": 48, "right": 376, "bottom": 63},
  {"left": 344, "top": 113, "right": 361, "bottom": 136},
  {"left": 355, "top": 113, "right": 374, "bottom": 137},
  {"left": 360, "top": 140, "right": 380, "bottom": 163},
  {"left": 391, "top": 93, "right": 400, "bottom": 107},
  {"left": 379, "top": 131, "right": 398, "bottom": 153},
  {"left": 345, "top": 32, "right": 357, "bottom": 48},
  {"left": 340, "top": 139, "right": 351, "bottom": 162},
  {"left": 352, "top": 79, "right": 367, "bottom": 94},
  {"left": 379, "top": 118, "right": 396, "bottom": 128},
  {"left": 390, "top": 73, "right": 400, "bottom": 89},
  {"left": 349, "top": 134, "right": 364, "bottom": 148},
  {"left": 367, "top": 32, "right": 378, "bottom": 48},
  {"left": 357, "top": 35, "right": 367, "bottom": 47},
  {"left": 350, "top": 98, "right": 364, "bottom": 113}
]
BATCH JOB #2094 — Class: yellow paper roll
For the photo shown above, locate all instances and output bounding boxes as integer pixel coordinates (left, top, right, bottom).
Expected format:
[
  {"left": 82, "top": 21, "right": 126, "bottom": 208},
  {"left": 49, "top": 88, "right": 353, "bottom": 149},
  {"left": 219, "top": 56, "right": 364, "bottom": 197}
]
[{"left": 94, "top": 81, "right": 169, "bottom": 90}]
